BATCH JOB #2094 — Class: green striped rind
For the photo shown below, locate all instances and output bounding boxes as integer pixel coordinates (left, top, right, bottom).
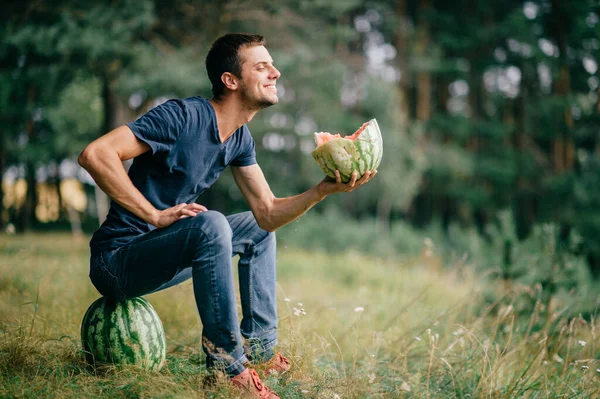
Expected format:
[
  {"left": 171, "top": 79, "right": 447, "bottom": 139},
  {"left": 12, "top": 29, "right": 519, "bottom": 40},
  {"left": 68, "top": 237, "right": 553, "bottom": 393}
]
[
  {"left": 311, "top": 119, "right": 383, "bottom": 183},
  {"left": 81, "top": 297, "right": 166, "bottom": 371}
]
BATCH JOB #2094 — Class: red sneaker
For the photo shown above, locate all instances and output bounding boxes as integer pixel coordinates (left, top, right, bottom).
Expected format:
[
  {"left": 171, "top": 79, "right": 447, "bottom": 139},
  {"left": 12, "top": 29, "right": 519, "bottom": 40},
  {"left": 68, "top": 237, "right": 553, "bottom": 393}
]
[
  {"left": 231, "top": 368, "right": 280, "bottom": 399},
  {"left": 264, "top": 352, "right": 291, "bottom": 376}
]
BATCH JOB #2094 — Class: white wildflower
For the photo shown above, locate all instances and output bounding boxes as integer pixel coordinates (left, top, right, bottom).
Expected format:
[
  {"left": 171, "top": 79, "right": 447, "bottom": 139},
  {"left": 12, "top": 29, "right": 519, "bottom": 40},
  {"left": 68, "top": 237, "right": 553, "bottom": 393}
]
[
  {"left": 578, "top": 340, "right": 586, "bottom": 347},
  {"left": 301, "top": 390, "right": 309, "bottom": 394},
  {"left": 367, "top": 373, "right": 376, "bottom": 383},
  {"left": 354, "top": 306, "right": 364, "bottom": 313},
  {"left": 333, "top": 394, "right": 341, "bottom": 399},
  {"left": 293, "top": 307, "right": 306, "bottom": 316},
  {"left": 297, "top": 302, "right": 303, "bottom": 306},
  {"left": 596, "top": 368, "right": 600, "bottom": 373},
  {"left": 415, "top": 336, "right": 422, "bottom": 342},
  {"left": 399, "top": 381, "right": 411, "bottom": 392},
  {"left": 284, "top": 297, "right": 291, "bottom": 302}
]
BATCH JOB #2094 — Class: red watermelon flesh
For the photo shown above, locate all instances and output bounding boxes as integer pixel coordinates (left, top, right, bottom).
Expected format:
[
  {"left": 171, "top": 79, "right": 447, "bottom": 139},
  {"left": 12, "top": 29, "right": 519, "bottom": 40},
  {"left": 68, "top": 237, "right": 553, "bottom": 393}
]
[{"left": 314, "top": 122, "right": 369, "bottom": 147}]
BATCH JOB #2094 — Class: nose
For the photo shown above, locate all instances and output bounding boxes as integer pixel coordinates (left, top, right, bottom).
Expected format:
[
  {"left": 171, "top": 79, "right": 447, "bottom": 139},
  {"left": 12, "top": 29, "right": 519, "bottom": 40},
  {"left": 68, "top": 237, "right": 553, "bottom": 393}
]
[{"left": 269, "top": 65, "right": 281, "bottom": 80}]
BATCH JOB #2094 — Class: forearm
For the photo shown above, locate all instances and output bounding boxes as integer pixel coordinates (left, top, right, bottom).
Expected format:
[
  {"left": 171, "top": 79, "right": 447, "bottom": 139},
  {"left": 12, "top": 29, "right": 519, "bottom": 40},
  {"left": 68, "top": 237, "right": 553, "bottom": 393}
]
[
  {"left": 260, "top": 184, "right": 327, "bottom": 231},
  {"left": 79, "top": 147, "right": 158, "bottom": 224}
]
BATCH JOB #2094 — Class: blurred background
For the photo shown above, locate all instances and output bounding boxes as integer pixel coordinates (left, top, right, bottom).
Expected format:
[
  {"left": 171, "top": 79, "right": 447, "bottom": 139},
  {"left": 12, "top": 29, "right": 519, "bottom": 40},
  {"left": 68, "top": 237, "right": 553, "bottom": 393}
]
[{"left": 1, "top": 0, "right": 599, "bottom": 283}]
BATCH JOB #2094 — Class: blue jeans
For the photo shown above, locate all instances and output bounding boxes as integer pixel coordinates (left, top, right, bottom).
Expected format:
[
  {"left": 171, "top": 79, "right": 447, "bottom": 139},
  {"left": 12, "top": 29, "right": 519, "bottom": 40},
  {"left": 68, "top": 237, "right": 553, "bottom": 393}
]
[{"left": 88, "top": 211, "right": 278, "bottom": 376}]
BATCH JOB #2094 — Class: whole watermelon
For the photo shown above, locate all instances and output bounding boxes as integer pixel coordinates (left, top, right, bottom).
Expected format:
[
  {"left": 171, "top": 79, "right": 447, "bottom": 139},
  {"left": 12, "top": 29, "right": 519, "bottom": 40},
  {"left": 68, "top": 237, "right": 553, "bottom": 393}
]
[
  {"left": 81, "top": 297, "right": 166, "bottom": 371},
  {"left": 311, "top": 119, "right": 383, "bottom": 183}
]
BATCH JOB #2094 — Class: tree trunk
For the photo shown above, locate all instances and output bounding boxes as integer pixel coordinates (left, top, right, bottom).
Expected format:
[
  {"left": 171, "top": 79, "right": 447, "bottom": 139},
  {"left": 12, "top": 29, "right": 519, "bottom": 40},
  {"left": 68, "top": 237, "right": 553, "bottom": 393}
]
[
  {"left": 394, "top": 0, "right": 411, "bottom": 128},
  {"left": 415, "top": 0, "right": 431, "bottom": 122},
  {"left": 0, "top": 149, "right": 5, "bottom": 230},
  {"left": 103, "top": 69, "right": 129, "bottom": 132},
  {"left": 66, "top": 205, "right": 83, "bottom": 238},
  {"left": 95, "top": 70, "right": 129, "bottom": 225},
  {"left": 18, "top": 161, "right": 37, "bottom": 232},
  {"left": 513, "top": 70, "right": 534, "bottom": 239},
  {"left": 376, "top": 195, "right": 392, "bottom": 233},
  {"left": 437, "top": 76, "right": 449, "bottom": 121},
  {"left": 18, "top": 86, "right": 39, "bottom": 232},
  {"left": 53, "top": 165, "right": 65, "bottom": 222},
  {"left": 550, "top": 0, "right": 574, "bottom": 173}
]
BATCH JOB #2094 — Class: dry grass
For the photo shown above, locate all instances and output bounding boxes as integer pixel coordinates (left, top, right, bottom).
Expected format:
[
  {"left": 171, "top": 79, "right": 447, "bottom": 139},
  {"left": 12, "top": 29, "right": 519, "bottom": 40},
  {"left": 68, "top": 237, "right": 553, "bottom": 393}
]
[{"left": 0, "top": 233, "right": 599, "bottom": 398}]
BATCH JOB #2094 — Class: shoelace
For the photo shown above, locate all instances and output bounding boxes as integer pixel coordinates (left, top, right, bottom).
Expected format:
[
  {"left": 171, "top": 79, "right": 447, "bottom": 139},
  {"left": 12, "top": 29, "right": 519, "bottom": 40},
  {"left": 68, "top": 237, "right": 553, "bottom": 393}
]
[
  {"left": 249, "top": 369, "right": 265, "bottom": 391},
  {"left": 276, "top": 353, "right": 290, "bottom": 367}
]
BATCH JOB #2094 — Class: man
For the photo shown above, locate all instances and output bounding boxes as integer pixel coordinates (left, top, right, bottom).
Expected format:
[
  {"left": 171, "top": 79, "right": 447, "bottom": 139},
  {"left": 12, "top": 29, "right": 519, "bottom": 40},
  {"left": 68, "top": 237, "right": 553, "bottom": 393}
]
[{"left": 78, "top": 33, "right": 376, "bottom": 398}]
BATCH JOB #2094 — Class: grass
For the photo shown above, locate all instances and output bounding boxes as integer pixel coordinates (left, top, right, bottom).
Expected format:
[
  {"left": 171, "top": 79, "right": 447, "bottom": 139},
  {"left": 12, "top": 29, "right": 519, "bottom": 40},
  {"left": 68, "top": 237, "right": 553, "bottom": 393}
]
[{"left": 0, "top": 232, "right": 599, "bottom": 398}]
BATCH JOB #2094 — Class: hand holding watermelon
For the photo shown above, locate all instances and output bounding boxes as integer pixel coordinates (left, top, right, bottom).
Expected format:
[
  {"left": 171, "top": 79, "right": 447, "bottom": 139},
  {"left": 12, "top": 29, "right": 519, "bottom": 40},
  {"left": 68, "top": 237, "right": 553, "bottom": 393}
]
[
  {"left": 311, "top": 119, "right": 382, "bottom": 187},
  {"left": 318, "top": 168, "right": 377, "bottom": 195}
]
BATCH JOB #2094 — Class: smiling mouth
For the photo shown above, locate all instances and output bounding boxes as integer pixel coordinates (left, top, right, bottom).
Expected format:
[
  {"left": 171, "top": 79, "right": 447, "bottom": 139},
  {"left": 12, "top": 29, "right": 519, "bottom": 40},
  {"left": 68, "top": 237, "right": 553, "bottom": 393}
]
[{"left": 264, "top": 84, "right": 277, "bottom": 91}]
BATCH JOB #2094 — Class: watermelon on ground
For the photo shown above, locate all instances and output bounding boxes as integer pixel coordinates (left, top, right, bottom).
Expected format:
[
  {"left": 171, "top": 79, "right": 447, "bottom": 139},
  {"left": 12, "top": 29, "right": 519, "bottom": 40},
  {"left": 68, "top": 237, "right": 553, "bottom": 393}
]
[
  {"left": 81, "top": 296, "right": 166, "bottom": 371},
  {"left": 311, "top": 119, "right": 383, "bottom": 183}
]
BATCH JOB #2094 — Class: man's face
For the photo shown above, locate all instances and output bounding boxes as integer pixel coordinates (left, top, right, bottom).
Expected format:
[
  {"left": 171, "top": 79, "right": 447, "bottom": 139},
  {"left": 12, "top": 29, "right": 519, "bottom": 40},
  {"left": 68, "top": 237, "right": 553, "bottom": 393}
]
[{"left": 237, "top": 45, "right": 281, "bottom": 110}]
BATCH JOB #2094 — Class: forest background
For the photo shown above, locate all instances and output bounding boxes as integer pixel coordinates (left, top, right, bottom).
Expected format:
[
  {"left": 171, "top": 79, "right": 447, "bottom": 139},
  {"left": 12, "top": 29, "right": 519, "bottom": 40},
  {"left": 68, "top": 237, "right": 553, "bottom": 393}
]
[{"left": 1, "top": 0, "right": 600, "bottom": 311}]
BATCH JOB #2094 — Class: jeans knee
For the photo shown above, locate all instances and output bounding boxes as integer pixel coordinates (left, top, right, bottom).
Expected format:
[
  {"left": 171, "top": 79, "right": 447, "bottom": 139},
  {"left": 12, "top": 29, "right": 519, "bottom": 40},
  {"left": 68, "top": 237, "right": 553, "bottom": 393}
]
[
  {"left": 253, "top": 229, "right": 276, "bottom": 257},
  {"left": 190, "top": 210, "right": 232, "bottom": 245},
  {"left": 243, "top": 213, "right": 276, "bottom": 252}
]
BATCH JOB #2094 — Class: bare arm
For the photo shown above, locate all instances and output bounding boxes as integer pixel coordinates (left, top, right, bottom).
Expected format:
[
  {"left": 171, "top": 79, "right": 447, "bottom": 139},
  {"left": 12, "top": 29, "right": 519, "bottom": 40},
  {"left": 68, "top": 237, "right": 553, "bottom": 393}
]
[
  {"left": 232, "top": 164, "right": 376, "bottom": 232},
  {"left": 78, "top": 125, "right": 205, "bottom": 228}
]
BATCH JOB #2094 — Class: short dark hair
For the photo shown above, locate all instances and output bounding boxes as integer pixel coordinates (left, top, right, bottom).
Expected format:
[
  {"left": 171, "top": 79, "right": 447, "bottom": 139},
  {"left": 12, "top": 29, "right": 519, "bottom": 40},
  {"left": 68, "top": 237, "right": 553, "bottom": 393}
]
[{"left": 206, "top": 33, "right": 266, "bottom": 100}]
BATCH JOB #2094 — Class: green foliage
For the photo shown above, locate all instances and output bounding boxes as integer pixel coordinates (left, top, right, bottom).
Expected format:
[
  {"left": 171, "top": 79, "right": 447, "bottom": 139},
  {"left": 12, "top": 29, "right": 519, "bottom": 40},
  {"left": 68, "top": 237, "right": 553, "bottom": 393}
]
[
  {"left": 1, "top": 0, "right": 600, "bottom": 277},
  {"left": 425, "top": 211, "right": 598, "bottom": 319},
  {"left": 282, "top": 205, "right": 598, "bottom": 320},
  {"left": 45, "top": 75, "right": 103, "bottom": 158},
  {"left": 278, "top": 206, "right": 424, "bottom": 258},
  {"left": 4, "top": 0, "right": 154, "bottom": 67},
  {"left": 1, "top": 234, "right": 599, "bottom": 398}
]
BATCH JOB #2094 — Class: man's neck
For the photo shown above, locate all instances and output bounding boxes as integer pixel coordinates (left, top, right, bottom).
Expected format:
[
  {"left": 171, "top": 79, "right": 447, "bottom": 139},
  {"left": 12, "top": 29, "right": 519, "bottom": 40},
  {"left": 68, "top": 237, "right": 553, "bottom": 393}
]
[{"left": 209, "top": 98, "right": 258, "bottom": 143}]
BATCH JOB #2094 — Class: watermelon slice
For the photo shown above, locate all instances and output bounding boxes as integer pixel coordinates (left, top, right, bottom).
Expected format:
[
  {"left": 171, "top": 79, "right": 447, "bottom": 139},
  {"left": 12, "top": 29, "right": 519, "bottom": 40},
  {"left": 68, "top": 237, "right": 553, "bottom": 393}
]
[{"left": 311, "top": 119, "right": 383, "bottom": 183}]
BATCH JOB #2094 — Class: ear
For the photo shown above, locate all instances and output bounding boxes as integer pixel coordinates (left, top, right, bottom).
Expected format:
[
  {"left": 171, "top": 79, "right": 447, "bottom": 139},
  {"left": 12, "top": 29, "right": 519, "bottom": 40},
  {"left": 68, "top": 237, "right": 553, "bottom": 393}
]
[{"left": 221, "top": 72, "right": 239, "bottom": 91}]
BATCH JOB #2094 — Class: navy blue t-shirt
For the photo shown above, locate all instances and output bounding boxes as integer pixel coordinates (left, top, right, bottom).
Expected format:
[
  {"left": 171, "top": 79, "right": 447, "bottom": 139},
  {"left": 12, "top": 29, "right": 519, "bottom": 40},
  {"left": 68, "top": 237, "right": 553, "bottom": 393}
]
[{"left": 90, "top": 96, "right": 257, "bottom": 252}]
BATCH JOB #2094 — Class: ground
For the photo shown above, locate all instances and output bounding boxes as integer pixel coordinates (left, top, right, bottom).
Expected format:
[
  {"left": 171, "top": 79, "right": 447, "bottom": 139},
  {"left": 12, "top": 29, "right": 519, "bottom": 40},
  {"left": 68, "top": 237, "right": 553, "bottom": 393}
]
[{"left": 1, "top": 233, "right": 598, "bottom": 398}]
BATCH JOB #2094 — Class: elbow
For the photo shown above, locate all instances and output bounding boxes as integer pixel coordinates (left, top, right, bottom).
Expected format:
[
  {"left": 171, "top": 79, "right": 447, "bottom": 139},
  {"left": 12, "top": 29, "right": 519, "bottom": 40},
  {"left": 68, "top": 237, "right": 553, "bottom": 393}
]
[
  {"left": 78, "top": 146, "right": 92, "bottom": 169},
  {"left": 78, "top": 143, "right": 100, "bottom": 171},
  {"left": 256, "top": 206, "right": 276, "bottom": 232},
  {"left": 257, "top": 218, "right": 276, "bottom": 233},
  {"left": 256, "top": 199, "right": 276, "bottom": 232}
]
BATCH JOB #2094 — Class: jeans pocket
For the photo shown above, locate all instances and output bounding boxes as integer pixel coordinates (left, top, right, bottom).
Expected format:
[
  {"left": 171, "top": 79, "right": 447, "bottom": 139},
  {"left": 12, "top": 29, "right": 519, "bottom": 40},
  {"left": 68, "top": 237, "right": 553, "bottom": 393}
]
[{"left": 90, "top": 253, "right": 125, "bottom": 302}]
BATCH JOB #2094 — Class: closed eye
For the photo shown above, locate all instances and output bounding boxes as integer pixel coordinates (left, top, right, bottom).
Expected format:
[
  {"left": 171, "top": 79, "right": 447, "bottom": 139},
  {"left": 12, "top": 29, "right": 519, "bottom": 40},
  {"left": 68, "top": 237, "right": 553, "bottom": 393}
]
[{"left": 255, "top": 61, "right": 275, "bottom": 71}]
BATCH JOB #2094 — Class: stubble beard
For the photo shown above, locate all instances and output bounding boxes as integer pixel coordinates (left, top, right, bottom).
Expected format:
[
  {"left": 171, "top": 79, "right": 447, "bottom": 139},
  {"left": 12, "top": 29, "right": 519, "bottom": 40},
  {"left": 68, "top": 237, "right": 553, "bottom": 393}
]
[{"left": 240, "top": 85, "right": 278, "bottom": 111}]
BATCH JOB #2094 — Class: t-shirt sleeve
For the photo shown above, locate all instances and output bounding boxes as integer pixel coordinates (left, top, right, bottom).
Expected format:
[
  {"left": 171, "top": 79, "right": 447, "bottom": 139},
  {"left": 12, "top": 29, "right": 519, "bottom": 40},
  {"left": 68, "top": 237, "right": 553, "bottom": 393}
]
[
  {"left": 230, "top": 127, "right": 257, "bottom": 167},
  {"left": 126, "top": 99, "right": 188, "bottom": 155}
]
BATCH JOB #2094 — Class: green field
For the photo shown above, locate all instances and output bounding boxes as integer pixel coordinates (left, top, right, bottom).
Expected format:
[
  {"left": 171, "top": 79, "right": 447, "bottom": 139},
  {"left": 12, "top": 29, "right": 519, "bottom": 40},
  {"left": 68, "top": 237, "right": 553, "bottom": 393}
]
[{"left": 1, "top": 233, "right": 598, "bottom": 398}]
